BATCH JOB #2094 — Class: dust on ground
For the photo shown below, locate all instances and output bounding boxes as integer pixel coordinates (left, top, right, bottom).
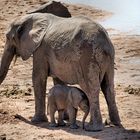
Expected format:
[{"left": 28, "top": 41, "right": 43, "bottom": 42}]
[{"left": 0, "top": 0, "right": 140, "bottom": 140}]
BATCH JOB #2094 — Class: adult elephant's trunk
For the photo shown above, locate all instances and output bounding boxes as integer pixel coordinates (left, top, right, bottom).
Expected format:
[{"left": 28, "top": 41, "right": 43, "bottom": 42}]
[
  {"left": 82, "top": 109, "right": 89, "bottom": 129},
  {"left": 0, "top": 43, "right": 15, "bottom": 84}
]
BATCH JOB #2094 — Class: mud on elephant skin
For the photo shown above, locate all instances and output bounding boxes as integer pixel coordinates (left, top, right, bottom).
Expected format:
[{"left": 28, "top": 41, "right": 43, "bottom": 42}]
[
  {"left": 47, "top": 84, "right": 89, "bottom": 129},
  {"left": 28, "top": 1, "right": 71, "bottom": 18},
  {"left": 0, "top": 12, "right": 121, "bottom": 131}
]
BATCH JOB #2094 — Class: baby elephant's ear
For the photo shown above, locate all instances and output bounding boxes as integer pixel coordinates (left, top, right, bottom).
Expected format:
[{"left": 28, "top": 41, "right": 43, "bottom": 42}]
[
  {"left": 68, "top": 88, "right": 83, "bottom": 109},
  {"left": 15, "top": 14, "right": 49, "bottom": 60}
]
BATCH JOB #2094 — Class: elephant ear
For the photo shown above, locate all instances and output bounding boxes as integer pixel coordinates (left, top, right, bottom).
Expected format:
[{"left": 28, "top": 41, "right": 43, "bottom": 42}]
[
  {"left": 14, "top": 14, "right": 49, "bottom": 60},
  {"left": 28, "top": 1, "right": 71, "bottom": 17},
  {"left": 68, "top": 87, "right": 83, "bottom": 109}
]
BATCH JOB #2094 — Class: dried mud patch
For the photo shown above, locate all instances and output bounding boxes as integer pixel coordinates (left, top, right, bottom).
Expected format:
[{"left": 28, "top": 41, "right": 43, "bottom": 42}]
[
  {"left": 124, "top": 85, "right": 140, "bottom": 95},
  {"left": 0, "top": 85, "right": 32, "bottom": 98}
]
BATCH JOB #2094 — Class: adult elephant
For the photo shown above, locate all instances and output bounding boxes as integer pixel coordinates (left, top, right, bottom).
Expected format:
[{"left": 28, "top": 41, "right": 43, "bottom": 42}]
[{"left": 0, "top": 13, "right": 121, "bottom": 131}]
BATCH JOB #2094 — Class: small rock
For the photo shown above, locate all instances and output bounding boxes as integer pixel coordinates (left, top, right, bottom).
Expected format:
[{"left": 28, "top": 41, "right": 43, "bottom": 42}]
[
  {"left": 27, "top": 88, "right": 32, "bottom": 93},
  {"left": 24, "top": 92, "right": 32, "bottom": 96},
  {"left": 0, "top": 134, "right": 6, "bottom": 140}
]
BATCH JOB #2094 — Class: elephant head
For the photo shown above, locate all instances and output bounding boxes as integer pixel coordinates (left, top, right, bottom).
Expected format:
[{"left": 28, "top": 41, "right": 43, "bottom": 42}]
[
  {"left": 0, "top": 13, "right": 51, "bottom": 84},
  {"left": 0, "top": 0, "right": 72, "bottom": 85},
  {"left": 28, "top": 1, "right": 71, "bottom": 18},
  {"left": 68, "top": 87, "right": 89, "bottom": 129}
]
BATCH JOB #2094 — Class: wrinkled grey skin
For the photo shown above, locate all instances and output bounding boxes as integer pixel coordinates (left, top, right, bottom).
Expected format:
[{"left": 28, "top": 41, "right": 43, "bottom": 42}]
[
  {"left": 28, "top": 1, "right": 71, "bottom": 18},
  {"left": 0, "top": 13, "right": 121, "bottom": 131},
  {"left": 27, "top": 0, "right": 71, "bottom": 120},
  {"left": 47, "top": 84, "right": 89, "bottom": 129}
]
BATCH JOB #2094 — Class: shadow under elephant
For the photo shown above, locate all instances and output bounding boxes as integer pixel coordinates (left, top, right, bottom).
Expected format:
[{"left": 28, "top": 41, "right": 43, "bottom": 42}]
[{"left": 14, "top": 114, "right": 140, "bottom": 140}]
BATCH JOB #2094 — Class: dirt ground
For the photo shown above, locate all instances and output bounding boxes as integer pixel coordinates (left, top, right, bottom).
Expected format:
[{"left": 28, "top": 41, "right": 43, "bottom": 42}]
[{"left": 0, "top": 0, "right": 140, "bottom": 140}]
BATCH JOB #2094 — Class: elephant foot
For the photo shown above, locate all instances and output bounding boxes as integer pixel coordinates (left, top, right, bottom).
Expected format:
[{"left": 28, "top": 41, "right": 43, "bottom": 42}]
[
  {"left": 105, "top": 118, "right": 122, "bottom": 128},
  {"left": 31, "top": 115, "right": 48, "bottom": 123},
  {"left": 58, "top": 121, "right": 66, "bottom": 126},
  {"left": 85, "top": 122, "right": 104, "bottom": 132},
  {"left": 112, "top": 121, "right": 122, "bottom": 127},
  {"left": 49, "top": 122, "right": 58, "bottom": 127},
  {"left": 70, "top": 124, "right": 79, "bottom": 129}
]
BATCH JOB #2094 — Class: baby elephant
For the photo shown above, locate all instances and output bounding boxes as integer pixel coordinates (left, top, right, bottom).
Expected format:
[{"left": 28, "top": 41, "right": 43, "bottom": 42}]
[{"left": 47, "top": 84, "right": 89, "bottom": 129}]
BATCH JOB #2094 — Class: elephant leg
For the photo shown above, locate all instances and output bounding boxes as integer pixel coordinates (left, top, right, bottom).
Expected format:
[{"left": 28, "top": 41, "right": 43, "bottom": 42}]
[
  {"left": 49, "top": 106, "right": 57, "bottom": 127},
  {"left": 58, "top": 110, "right": 66, "bottom": 126},
  {"left": 67, "top": 106, "right": 79, "bottom": 129},
  {"left": 101, "top": 70, "right": 121, "bottom": 126},
  {"left": 31, "top": 53, "right": 48, "bottom": 123},
  {"left": 53, "top": 77, "right": 69, "bottom": 120},
  {"left": 80, "top": 73, "right": 103, "bottom": 131}
]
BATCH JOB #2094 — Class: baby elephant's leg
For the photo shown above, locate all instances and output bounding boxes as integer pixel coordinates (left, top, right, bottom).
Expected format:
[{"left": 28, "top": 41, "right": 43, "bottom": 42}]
[
  {"left": 58, "top": 110, "right": 66, "bottom": 126},
  {"left": 49, "top": 105, "right": 57, "bottom": 127},
  {"left": 68, "top": 106, "right": 79, "bottom": 129}
]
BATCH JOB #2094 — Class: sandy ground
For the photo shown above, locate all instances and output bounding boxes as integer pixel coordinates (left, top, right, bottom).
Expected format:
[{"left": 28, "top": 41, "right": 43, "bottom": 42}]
[{"left": 0, "top": 0, "right": 140, "bottom": 140}]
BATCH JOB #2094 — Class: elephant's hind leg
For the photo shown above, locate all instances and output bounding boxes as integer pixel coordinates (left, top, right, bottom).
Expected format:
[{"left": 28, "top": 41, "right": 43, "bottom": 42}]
[
  {"left": 101, "top": 68, "right": 121, "bottom": 126},
  {"left": 79, "top": 68, "right": 103, "bottom": 131},
  {"left": 58, "top": 110, "right": 66, "bottom": 126},
  {"left": 83, "top": 86, "right": 103, "bottom": 131}
]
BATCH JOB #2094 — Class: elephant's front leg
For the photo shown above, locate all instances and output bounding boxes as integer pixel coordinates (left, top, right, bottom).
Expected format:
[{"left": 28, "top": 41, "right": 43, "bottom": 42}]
[{"left": 31, "top": 53, "right": 48, "bottom": 123}]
